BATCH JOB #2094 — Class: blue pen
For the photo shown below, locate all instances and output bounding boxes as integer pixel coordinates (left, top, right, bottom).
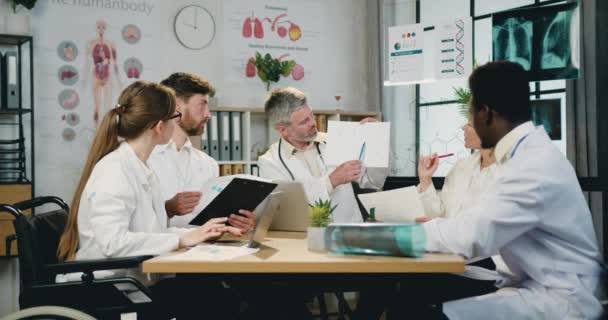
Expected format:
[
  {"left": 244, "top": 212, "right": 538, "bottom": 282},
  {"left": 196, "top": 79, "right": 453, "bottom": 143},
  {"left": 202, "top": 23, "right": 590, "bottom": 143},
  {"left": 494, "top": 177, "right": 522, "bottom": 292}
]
[{"left": 358, "top": 142, "right": 366, "bottom": 161}]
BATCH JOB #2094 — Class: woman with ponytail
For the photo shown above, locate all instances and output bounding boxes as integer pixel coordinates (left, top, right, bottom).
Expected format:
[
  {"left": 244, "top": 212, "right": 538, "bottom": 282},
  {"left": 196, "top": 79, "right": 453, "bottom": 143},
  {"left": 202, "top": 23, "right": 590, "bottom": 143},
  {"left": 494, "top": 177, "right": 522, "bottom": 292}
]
[{"left": 56, "top": 81, "right": 242, "bottom": 319}]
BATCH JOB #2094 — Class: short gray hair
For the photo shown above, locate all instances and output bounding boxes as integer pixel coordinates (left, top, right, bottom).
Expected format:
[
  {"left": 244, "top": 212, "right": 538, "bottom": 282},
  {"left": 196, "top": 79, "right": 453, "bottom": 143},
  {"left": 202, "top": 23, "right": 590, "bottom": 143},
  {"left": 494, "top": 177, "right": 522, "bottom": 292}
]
[{"left": 264, "top": 87, "right": 307, "bottom": 126}]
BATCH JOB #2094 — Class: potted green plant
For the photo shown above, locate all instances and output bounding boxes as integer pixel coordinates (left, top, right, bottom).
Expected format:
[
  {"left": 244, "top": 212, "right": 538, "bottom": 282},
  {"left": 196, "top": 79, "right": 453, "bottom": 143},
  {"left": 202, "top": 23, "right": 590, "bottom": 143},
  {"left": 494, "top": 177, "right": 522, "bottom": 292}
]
[
  {"left": 453, "top": 61, "right": 481, "bottom": 118},
  {"left": 307, "top": 199, "right": 336, "bottom": 252},
  {"left": 246, "top": 52, "right": 297, "bottom": 91},
  {"left": 3, "top": 0, "right": 37, "bottom": 35},
  {"left": 453, "top": 86, "right": 471, "bottom": 118}
]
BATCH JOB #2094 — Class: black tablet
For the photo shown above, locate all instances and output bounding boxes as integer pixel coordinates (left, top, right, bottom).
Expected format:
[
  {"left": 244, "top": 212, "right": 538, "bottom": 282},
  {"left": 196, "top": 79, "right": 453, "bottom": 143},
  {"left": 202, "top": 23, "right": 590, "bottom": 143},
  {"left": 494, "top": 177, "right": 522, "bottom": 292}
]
[{"left": 188, "top": 178, "right": 278, "bottom": 226}]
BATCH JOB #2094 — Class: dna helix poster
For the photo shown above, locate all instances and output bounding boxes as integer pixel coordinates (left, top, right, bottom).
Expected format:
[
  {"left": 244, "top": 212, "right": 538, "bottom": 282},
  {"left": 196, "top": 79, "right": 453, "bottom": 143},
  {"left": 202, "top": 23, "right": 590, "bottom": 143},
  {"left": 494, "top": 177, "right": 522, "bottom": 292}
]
[{"left": 434, "top": 17, "right": 472, "bottom": 80}]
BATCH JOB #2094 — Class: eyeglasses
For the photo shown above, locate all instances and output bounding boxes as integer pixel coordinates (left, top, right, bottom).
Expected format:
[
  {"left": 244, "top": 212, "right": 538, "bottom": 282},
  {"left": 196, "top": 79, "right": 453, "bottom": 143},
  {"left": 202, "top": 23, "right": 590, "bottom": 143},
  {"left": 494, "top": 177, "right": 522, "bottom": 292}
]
[
  {"left": 149, "top": 111, "right": 182, "bottom": 129},
  {"left": 166, "top": 111, "right": 182, "bottom": 121}
]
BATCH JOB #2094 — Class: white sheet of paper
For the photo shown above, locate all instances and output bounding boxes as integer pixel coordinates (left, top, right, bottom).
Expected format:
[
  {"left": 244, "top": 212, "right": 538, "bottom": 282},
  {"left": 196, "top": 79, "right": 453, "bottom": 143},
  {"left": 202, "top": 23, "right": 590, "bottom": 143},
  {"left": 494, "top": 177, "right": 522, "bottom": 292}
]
[
  {"left": 164, "top": 244, "right": 259, "bottom": 261},
  {"left": 357, "top": 186, "right": 426, "bottom": 222},
  {"left": 324, "top": 121, "right": 391, "bottom": 167}
]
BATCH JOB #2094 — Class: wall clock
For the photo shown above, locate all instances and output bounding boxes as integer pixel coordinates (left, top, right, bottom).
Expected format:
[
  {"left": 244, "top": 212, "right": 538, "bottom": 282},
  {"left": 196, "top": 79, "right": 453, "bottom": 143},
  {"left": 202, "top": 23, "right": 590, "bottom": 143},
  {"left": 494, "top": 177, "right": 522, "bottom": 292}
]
[{"left": 174, "top": 5, "right": 216, "bottom": 50}]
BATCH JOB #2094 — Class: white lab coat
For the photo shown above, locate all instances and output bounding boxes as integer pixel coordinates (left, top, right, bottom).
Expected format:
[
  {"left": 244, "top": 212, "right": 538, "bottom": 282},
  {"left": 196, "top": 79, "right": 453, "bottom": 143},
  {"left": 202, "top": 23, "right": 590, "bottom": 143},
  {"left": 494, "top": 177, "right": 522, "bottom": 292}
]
[
  {"left": 419, "top": 151, "right": 509, "bottom": 280},
  {"left": 148, "top": 139, "right": 219, "bottom": 227},
  {"left": 258, "top": 132, "right": 389, "bottom": 223},
  {"left": 71, "top": 142, "right": 189, "bottom": 286},
  {"left": 424, "top": 122, "right": 604, "bottom": 319},
  {"left": 419, "top": 151, "right": 497, "bottom": 218}
]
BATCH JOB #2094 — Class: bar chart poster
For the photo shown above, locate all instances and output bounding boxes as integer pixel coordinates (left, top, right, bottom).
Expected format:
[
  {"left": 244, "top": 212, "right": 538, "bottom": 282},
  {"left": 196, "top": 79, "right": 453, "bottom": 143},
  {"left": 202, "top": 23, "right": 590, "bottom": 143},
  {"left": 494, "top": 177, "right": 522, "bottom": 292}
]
[
  {"left": 434, "top": 17, "right": 472, "bottom": 80},
  {"left": 386, "top": 23, "right": 425, "bottom": 85}
]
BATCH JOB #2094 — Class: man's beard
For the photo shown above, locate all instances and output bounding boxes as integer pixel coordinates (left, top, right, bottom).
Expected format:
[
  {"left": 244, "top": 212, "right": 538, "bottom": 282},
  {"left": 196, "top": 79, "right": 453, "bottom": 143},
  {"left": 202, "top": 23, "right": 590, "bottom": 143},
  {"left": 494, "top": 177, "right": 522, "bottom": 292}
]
[
  {"left": 180, "top": 119, "right": 205, "bottom": 136},
  {"left": 301, "top": 131, "right": 318, "bottom": 142}
]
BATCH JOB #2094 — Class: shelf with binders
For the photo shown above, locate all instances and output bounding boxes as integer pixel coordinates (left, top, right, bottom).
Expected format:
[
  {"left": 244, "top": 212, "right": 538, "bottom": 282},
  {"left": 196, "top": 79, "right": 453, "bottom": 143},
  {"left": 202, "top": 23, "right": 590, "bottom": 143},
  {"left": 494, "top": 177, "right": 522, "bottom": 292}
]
[
  {"left": 216, "top": 161, "right": 259, "bottom": 177},
  {"left": 190, "top": 107, "right": 381, "bottom": 177},
  {"left": 200, "top": 108, "right": 250, "bottom": 173},
  {"left": 0, "top": 34, "right": 34, "bottom": 196},
  {"left": 217, "top": 161, "right": 249, "bottom": 165},
  {"left": 0, "top": 34, "right": 34, "bottom": 257}
]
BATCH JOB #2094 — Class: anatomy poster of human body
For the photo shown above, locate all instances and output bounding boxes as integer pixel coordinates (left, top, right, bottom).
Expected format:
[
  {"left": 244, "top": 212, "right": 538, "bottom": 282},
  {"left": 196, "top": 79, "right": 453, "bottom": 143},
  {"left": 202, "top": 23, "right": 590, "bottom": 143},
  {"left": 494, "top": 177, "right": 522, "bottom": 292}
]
[
  {"left": 223, "top": 0, "right": 322, "bottom": 91},
  {"left": 30, "top": 0, "right": 164, "bottom": 200}
]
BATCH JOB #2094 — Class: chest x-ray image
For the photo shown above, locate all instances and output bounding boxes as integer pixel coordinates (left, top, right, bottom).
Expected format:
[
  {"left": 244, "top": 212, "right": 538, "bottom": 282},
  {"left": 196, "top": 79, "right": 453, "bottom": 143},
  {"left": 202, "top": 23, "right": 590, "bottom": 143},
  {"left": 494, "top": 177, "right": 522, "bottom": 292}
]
[
  {"left": 531, "top": 99, "right": 562, "bottom": 141},
  {"left": 492, "top": 17, "right": 533, "bottom": 70},
  {"left": 492, "top": 3, "right": 579, "bottom": 81},
  {"left": 539, "top": 10, "right": 574, "bottom": 70}
]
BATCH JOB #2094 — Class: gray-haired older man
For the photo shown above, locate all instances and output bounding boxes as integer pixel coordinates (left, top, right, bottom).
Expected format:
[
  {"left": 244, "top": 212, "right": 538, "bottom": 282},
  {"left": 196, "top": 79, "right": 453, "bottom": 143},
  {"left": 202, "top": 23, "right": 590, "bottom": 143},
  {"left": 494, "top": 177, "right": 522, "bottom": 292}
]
[{"left": 258, "top": 87, "right": 389, "bottom": 223}]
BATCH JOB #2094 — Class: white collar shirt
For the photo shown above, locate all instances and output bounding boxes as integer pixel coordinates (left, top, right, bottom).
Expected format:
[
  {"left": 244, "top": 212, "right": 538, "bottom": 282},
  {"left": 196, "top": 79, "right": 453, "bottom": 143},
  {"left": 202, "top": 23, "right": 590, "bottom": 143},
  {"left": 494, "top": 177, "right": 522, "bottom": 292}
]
[{"left": 148, "top": 138, "right": 219, "bottom": 227}]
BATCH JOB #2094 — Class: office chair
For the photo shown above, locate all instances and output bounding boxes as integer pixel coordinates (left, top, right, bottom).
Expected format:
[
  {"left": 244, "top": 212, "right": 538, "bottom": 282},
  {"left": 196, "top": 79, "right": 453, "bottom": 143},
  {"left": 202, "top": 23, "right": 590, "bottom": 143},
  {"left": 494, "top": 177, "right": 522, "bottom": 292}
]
[
  {"left": 313, "top": 292, "right": 353, "bottom": 320},
  {"left": 1, "top": 196, "right": 154, "bottom": 319}
]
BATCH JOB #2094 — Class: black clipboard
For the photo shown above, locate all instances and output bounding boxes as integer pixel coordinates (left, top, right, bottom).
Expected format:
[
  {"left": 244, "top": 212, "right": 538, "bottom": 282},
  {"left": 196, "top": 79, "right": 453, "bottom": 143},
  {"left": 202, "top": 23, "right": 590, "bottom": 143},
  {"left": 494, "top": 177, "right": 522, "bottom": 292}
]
[{"left": 189, "top": 178, "right": 278, "bottom": 226}]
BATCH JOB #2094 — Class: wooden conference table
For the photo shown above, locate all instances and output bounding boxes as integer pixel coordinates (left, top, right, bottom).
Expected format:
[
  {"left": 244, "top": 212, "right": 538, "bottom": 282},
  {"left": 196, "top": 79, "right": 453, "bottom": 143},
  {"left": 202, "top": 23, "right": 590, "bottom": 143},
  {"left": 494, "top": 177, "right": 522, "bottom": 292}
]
[{"left": 143, "top": 231, "right": 465, "bottom": 274}]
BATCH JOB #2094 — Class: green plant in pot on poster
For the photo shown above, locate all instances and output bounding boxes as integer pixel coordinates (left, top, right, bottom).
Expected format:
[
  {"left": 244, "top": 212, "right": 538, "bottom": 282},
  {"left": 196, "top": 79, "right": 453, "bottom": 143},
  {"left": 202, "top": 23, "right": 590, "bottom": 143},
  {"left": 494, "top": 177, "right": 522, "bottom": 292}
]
[
  {"left": 246, "top": 52, "right": 296, "bottom": 91},
  {"left": 307, "top": 199, "right": 337, "bottom": 252},
  {"left": 453, "top": 86, "right": 471, "bottom": 118},
  {"left": 453, "top": 61, "right": 481, "bottom": 118}
]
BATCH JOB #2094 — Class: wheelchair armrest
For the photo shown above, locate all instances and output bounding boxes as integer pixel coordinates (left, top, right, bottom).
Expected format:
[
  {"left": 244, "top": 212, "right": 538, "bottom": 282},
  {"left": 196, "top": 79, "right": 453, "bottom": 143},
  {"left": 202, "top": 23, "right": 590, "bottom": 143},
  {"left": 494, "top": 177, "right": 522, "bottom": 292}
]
[
  {"left": 45, "top": 255, "right": 154, "bottom": 275},
  {"left": 14, "top": 196, "right": 69, "bottom": 212}
]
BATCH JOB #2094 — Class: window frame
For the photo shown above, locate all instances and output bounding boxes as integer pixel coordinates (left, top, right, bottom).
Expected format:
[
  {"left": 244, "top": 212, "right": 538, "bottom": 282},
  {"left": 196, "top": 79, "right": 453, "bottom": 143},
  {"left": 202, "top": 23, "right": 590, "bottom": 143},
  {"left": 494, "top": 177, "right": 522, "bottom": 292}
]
[{"left": 412, "top": 0, "right": 568, "bottom": 181}]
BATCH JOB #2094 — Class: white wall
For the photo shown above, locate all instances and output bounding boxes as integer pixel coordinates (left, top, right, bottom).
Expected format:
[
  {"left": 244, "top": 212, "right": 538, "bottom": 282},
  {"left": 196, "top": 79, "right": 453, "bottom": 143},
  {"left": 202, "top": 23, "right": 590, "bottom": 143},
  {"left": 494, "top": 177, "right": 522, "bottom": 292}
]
[
  {"left": 162, "top": 0, "right": 377, "bottom": 111},
  {"left": 1, "top": 0, "right": 381, "bottom": 316},
  {"left": 28, "top": 0, "right": 379, "bottom": 203}
]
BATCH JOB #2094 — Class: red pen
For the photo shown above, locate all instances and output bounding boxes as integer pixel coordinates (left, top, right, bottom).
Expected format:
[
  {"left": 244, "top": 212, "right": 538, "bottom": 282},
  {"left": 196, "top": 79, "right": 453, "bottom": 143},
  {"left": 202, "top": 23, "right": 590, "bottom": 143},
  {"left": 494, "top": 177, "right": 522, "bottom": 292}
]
[{"left": 437, "top": 153, "right": 454, "bottom": 159}]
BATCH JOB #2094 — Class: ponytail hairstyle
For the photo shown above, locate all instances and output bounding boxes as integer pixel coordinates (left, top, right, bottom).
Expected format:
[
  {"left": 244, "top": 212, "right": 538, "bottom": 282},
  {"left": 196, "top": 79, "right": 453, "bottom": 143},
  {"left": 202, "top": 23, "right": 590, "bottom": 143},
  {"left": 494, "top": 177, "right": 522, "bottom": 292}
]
[{"left": 57, "top": 81, "right": 176, "bottom": 261}]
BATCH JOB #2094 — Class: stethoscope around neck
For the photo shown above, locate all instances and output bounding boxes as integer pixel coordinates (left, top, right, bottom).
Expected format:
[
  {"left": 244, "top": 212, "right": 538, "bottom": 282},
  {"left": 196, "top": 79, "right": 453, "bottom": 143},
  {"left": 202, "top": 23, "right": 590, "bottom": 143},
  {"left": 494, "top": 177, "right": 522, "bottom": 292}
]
[{"left": 278, "top": 138, "right": 326, "bottom": 180}]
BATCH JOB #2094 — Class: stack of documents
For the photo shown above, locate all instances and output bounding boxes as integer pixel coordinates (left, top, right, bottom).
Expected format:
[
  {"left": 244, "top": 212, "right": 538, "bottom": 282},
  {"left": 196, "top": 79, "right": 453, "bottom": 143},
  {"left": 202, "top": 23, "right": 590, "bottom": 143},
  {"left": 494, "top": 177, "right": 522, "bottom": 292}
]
[{"left": 357, "top": 186, "right": 426, "bottom": 222}]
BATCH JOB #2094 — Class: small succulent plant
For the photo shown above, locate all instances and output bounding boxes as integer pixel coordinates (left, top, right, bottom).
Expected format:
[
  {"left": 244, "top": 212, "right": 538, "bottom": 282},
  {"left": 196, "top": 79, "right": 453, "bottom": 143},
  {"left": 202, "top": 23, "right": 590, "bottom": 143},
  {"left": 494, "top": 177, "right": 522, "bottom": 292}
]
[{"left": 309, "top": 199, "right": 337, "bottom": 228}]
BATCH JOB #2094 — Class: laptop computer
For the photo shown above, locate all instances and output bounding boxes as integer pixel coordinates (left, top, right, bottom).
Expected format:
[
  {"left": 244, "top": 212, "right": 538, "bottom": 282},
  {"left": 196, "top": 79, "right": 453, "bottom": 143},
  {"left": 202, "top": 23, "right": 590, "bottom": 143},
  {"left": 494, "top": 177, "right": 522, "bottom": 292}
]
[
  {"left": 213, "top": 190, "right": 281, "bottom": 248},
  {"left": 268, "top": 181, "right": 310, "bottom": 232}
]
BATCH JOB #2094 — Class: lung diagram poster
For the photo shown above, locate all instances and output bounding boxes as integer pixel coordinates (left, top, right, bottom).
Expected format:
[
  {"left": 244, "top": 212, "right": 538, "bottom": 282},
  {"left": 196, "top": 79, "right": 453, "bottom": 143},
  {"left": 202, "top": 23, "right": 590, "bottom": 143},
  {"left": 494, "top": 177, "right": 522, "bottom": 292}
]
[{"left": 223, "top": 0, "right": 323, "bottom": 91}]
